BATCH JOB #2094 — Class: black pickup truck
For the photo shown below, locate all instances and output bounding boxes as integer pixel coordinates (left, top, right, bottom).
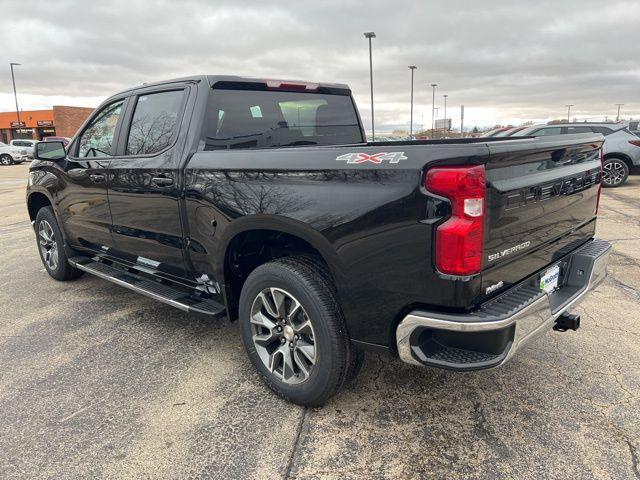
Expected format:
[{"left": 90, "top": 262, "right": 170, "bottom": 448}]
[{"left": 27, "top": 75, "right": 611, "bottom": 405}]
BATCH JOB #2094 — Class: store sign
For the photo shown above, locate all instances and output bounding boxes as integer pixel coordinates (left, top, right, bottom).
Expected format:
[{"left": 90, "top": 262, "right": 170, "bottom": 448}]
[
  {"left": 10, "top": 121, "right": 25, "bottom": 128},
  {"left": 37, "top": 120, "right": 54, "bottom": 127}
]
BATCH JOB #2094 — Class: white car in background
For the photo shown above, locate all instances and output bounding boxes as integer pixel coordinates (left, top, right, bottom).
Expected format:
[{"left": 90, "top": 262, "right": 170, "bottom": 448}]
[
  {"left": 513, "top": 123, "right": 640, "bottom": 187},
  {"left": 0, "top": 142, "right": 28, "bottom": 165},
  {"left": 9, "top": 139, "right": 36, "bottom": 159}
]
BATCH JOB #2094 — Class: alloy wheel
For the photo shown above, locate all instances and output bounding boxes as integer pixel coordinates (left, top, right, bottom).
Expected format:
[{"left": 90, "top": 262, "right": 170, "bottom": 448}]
[
  {"left": 0, "top": 155, "right": 12, "bottom": 166},
  {"left": 603, "top": 160, "right": 626, "bottom": 186},
  {"left": 38, "top": 220, "right": 59, "bottom": 270},
  {"left": 250, "top": 287, "right": 316, "bottom": 385}
]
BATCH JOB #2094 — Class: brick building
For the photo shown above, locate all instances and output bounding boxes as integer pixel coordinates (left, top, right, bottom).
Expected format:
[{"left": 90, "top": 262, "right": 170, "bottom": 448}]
[{"left": 0, "top": 105, "right": 94, "bottom": 143}]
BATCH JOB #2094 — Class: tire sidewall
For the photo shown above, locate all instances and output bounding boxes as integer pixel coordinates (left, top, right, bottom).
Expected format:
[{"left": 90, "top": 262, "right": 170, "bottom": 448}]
[
  {"left": 35, "top": 207, "right": 68, "bottom": 280},
  {"left": 603, "top": 158, "right": 629, "bottom": 188},
  {"left": 239, "top": 261, "right": 343, "bottom": 404},
  {"left": 1, "top": 155, "right": 12, "bottom": 165}
]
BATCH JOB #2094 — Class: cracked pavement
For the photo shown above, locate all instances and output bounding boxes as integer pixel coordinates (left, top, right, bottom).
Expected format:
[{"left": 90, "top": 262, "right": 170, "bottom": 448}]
[{"left": 1, "top": 163, "right": 639, "bottom": 479}]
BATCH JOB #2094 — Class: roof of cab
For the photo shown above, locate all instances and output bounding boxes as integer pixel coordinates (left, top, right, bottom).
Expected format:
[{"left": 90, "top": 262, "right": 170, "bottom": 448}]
[{"left": 116, "top": 75, "right": 351, "bottom": 95}]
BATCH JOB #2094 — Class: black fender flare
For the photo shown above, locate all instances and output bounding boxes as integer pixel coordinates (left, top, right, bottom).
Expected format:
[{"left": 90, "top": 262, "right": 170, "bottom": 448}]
[{"left": 215, "top": 214, "right": 353, "bottom": 307}]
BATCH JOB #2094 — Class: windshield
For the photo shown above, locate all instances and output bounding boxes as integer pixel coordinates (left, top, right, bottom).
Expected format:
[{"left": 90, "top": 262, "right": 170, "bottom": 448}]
[{"left": 204, "top": 88, "right": 363, "bottom": 150}]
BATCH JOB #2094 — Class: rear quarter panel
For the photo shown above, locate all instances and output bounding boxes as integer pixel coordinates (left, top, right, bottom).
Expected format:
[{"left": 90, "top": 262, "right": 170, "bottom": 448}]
[{"left": 183, "top": 143, "right": 491, "bottom": 346}]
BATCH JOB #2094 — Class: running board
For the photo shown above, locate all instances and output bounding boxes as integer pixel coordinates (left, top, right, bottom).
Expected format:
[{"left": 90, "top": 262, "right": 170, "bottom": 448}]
[{"left": 68, "top": 257, "right": 226, "bottom": 318}]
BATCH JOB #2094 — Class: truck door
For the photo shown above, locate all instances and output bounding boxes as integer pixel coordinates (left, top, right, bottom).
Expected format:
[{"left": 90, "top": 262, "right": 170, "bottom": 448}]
[
  {"left": 57, "top": 97, "right": 126, "bottom": 251},
  {"left": 106, "top": 84, "right": 192, "bottom": 280}
]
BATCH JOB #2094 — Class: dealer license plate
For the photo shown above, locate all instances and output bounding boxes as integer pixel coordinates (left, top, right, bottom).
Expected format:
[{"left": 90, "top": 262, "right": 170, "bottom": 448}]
[{"left": 539, "top": 264, "right": 560, "bottom": 294}]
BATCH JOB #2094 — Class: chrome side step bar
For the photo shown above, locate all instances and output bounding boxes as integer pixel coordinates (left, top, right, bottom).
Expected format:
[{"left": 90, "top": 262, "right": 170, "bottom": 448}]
[{"left": 69, "top": 257, "right": 226, "bottom": 318}]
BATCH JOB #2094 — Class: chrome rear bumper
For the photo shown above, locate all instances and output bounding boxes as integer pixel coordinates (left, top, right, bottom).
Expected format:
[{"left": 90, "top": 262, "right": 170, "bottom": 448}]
[{"left": 396, "top": 238, "right": 611, "bottom": 370}]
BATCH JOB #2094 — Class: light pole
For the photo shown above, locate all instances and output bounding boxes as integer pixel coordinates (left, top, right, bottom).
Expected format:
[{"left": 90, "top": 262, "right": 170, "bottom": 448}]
[
  {"left": 430, "top": 83, "right": 437, "bottom": 139},
  {"left": 434, "top": 107, "right": 440, "bottom": 138},
  {"left": 9, "top": 62, "right": 21, "bottom": 138},
  {"left": 460, "top": 105, "right": 465, "bottom": 138},
  {"left": 408, "top": 66, "right": 417, "bottom": 139},
  {"left": 364, "top": 32, "right": 376, "bottom": 140},
  {"left": 443, "top": 94, "right": 448, "bottom": 137},
  {"left": 565, "top": 104, "right": 574, "bottom": 122},
  {"left": 615, "top": 103, "right": 624, "bottom": 122}
]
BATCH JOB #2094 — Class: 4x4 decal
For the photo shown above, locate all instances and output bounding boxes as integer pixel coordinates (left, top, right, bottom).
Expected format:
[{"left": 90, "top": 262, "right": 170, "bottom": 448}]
[{"left": 336, "top": 151, "right": 408, "bottom": 164}]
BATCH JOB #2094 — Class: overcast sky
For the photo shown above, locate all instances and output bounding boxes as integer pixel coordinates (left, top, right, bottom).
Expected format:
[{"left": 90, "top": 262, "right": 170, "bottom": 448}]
[{"left": 1, "top": 0, "right": 638, "bottom": 130}]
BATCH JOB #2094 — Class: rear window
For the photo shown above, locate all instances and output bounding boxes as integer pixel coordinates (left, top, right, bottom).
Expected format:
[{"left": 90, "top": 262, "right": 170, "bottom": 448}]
[{"left": 204, "top": 89, "right": 363, "bottom": 150}]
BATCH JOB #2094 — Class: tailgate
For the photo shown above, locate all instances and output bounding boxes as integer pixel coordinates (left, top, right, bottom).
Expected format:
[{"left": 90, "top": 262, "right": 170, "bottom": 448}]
[{"left": 481, "top": 134, "right": 603, "bottom": 298}]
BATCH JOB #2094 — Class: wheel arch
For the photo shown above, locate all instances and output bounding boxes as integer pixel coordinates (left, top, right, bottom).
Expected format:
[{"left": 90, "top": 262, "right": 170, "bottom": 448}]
[
  {"left": 27, "top": 190, "right": 54, "bottom": 222},
  {"left": 217, "top": 216, "right": 350, "bottom": 321},
  {"left": 603, "top": 152, "right": 633, "bottom": 170}
]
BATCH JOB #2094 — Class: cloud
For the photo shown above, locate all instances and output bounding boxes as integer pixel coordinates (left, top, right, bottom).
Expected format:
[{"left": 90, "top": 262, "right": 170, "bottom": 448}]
[{"left": 1, "top": 0, "right": 638, "bottom": 128}]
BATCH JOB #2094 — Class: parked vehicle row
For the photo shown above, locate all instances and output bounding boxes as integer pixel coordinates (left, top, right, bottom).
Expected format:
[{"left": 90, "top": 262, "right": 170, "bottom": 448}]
[
  {"left": 27, "top": 75, "right": 610, "bottom": 405},
  {"left": 511, "top": 123, "right": 640, "bottom": 187},
  {"left": 0, "top": 141, "right": 28, "bottom": 165},
  {"left": 1, "top": 137, "right": 71, "bottom": 165}
]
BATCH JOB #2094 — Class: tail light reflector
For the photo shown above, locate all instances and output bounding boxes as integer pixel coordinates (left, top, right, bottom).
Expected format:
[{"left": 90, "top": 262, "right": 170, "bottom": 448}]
[{"left": 425, "top": 165, "right": 486, "bottom": 276}]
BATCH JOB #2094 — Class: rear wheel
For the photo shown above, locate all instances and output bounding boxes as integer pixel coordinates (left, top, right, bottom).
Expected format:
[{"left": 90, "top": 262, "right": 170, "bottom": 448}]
[
  {"left": 0, "top": 154, "right": 13, "bottom": 166},
  {"left": 239, "top": 256, "right": 359, "bottom": 406},
  {"left": 602, "top": 157, "right": 629, "bottom": 187},
  {"left": 35, "top": 207, "right": 83, "bottom": 281}
]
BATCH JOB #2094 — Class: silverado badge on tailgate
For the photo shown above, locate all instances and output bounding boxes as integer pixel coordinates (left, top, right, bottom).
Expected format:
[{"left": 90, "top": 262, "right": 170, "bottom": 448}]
[{"left": 336, "top": 152, "right": 408, "bottom": 164}]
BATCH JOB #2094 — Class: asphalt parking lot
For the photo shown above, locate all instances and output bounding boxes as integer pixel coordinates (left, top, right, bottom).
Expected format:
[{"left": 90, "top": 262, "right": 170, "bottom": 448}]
[{"left": 1, "top": 163, "right": 639, "bottom": 479}]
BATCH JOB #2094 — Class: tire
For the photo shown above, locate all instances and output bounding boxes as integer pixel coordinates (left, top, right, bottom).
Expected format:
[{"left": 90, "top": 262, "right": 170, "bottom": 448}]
[
  {"left": 602, "top": 157, "right": 629, "bottom": 188},
  {"left": 35, "top": 207, "right": 83, "bottom": 281},
  {"left": 239, "top": 256, "right": 358, "bottom": 406},
  {"left": 0, "top": 154, "right": 13, "bottom": 166}
]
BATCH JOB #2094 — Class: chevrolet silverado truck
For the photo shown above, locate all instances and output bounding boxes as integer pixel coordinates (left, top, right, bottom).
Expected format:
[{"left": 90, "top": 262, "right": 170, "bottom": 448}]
[{"left": 27, "top": 75, "right": 611, "bottom": 406}]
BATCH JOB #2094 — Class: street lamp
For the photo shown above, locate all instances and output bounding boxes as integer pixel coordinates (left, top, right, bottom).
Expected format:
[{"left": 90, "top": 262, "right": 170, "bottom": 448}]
[
  {"left": 9, "top": 62, "right": 21, "bottom": 136},
  {"left": 443, "top": 94, "right": 448, "bottom": 137},
  {"left": 434, "top": 106, "right": 440, "bottom": 138},
  {"left": 615, "top": 103, "right": 624, "bottom": 122},
  {"left": 408, "top": 66, "right": 417, "bottom": 139},
  {"left": 430, "top": 83, "right": 438, "bottom": 139},
  {"left": 363, "top": 32, "right": 376, "bottom": 141},
  {"left": 565, "top": 104, "right": 574, "bottom": 122}
]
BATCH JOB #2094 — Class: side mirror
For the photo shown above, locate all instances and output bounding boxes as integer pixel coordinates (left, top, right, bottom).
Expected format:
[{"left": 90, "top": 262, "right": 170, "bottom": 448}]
[{"left": 35, "top": 141, "right": 66, "bottom": 161}]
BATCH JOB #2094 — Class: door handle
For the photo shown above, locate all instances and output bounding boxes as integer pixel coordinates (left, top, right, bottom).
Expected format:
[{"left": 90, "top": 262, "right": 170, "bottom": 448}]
[
  {"left": 152, "top": 176, "right": 174, "bottom": 187},
  {"left": 89, "top": 174, "right": 105, "bottom": 183}
]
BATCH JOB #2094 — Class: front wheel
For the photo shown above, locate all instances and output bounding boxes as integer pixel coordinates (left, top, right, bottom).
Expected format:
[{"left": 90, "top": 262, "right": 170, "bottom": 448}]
[
  {"left": 35, "top": 207, "right": 83, "bottom": 281},
  {"left": 602, "top": 158, "right": 629, "bottom": 187},
  {"left": 239, "top": 256, "right": 359, "bottom": 406},
  {"left": 0, "top": 154, "right": 13, "bottom": 166}
]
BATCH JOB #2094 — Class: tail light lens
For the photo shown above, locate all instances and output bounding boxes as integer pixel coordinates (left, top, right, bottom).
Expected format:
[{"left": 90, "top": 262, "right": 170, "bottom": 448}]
[
  {"left": 628, "top": 140, "right": 640, "bottom": 147},
  {"left": 425, "top": 165, "right": 486, "bottom": 276}
]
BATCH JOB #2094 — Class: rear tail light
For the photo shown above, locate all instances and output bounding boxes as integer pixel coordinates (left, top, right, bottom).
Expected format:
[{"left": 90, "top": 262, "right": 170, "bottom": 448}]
[
  {"left": 424, "top": 165, "right": 486, "bottom": 276},
  {"left": 628, "top": 140, "right": 640, "bottom": 147}
]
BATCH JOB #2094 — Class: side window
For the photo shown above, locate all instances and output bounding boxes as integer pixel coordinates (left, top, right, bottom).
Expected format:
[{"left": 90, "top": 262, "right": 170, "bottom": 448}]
[
  {"left": 126, "top": 90, "right": 184, "bottom": 155},
  {"left": 590, "top": 126, "right": 613, "bottom": 135},
  {"left": 77, "top": 100, "right": 124, "bottom": 158},
  {"left": 533, "top": 127, "right": 562, "bottom": 136},
  {"left": 566, "top": 126, "right": 592, "bottom": 134}
]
